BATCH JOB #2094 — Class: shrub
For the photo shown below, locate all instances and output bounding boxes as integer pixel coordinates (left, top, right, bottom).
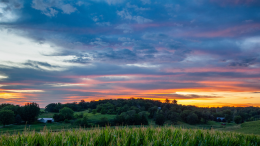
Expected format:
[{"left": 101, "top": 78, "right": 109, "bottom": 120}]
[
  {"left": 92, "top": 109, "right": 97, "bottom": 115},
  {"left": 155, "top": 114, "right": 165, "bottom": 126},
  {"left": 234, "top": 116, "right": 242, "bottom": 124},
  {"left": 15, "top": 114, "right": 22, "bottom": 125},
  {"left": 20, "top": 102, "right": 40, "bottom": 123},
  {"left": 53, "top": 114, "right": 64, "bottom": 122},
  {"left": 187, "top": 113, "right": 199, "bottom": 125},
  {"left": 169, "top": 112, "right": 180, "bottom": 124},
  {"left": 0, "top": 110, "right": 15, "bottom": 127},
  {"left": 64, "top": 119, "right": 70, "bottom": 123},
  {"left": 98, "top": 117, "right": 109, "bottom": 127},
  {"left": 59, "top": 107, "right": 74, "bottom": 120}
]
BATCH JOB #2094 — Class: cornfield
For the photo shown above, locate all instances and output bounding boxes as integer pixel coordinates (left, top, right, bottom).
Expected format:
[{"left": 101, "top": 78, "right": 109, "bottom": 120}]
[{"left": 1, "top": 126, "right": 260, "bottom": 146}]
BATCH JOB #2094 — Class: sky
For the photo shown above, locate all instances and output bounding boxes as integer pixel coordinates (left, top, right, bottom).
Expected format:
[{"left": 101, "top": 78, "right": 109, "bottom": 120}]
[{"left": 0, "top": 0, "right": 260, "bottom": 107}]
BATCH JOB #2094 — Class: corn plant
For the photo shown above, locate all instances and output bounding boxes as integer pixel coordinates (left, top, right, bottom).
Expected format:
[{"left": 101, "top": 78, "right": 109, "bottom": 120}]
[{"left": 0, "top": 126, "right": 259, "bottom": 146}]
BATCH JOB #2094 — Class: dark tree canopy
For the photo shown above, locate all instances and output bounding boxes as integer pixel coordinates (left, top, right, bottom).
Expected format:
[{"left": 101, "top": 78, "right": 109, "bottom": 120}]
[
  {"left": 155, "top": 114, "right": 165, "bottom": 126},
  {"left": 234, "top": 116, "right": 242, "bottom": 124},
  {"left": 59, "top": 107, "right": 74, "bottom": 120},
  {"left": 20, "top": 102, "right": 40, "bottom": 123},
  {"left": 0, "top": 110, "right": 15, "bottom": 127}
]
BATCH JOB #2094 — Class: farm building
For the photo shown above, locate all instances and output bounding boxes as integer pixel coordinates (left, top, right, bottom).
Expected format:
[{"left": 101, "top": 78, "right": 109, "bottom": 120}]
[
  {"left": 216, "top": 117, "right": 225, "bottom": 122},
  {"left": 38, "top": 118, "right": 54, "bottom": 123}
]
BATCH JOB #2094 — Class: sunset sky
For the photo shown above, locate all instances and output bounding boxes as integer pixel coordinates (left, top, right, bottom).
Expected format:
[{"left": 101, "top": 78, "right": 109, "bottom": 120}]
[{"left": 0, "top": 0, "right": 260, "bottom": 107}]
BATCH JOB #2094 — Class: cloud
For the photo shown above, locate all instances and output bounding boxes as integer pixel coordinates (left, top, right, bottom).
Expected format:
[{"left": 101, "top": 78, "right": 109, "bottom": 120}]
[
  {"left": 1, "top": 0, "right": 260, "bottom": 107},
  {"left": 92, "top": 0, "right": 124, "bottom": 5},
  {"left": 141, "top": 0, "right": 151, "bottom": 5},
  {"left": 117, "top": 9, "right": 152, "bottom": 24},
  {"left": 239, "top": 37, "right": 260, "bottom": 52},
  {"left": 32, "top": 0, "right": 77, "bottom": 17},
  {"left": 23, "top": 60, "right": 60, "bottom": 70},
  {"left": 61, "top": 4, "right": 77, "bottom": 14},
  {"left": 126, "top": 3, "right": 150, "bottom": 11},
  {"left": 133, "top": 43, "right": 158, "bottom": 54},
  {"left": 0, "top": 0, "right": 23, "bottom": 22},
  {"left": 115, "top": 24, "right": 133, "bottom": 33},
  {"left": 92, "top": 15, "right": 111, "bottom": 26},
  {"left": 143, "top": 33, "right": 168, "bottom": 40},
  {"left": 228, "top": 58, "right": 257, "bottom": 67},
  {"left": 137, "top": 93, "right": 221, "bottom": 99},
  {"left": 210, "top": 0, "right": 260, "bottom": 6},
  {"left": 76, "top": 1, "right": 90, "bottom": 6},
  {"left": 90, "top": 38, "right": 109, "bottom": 46}
]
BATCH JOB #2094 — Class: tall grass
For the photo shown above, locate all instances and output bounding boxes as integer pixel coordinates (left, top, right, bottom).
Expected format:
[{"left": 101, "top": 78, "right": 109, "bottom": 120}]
[{"left": 1, "top": 126, "right": 260, "bottom": 146}]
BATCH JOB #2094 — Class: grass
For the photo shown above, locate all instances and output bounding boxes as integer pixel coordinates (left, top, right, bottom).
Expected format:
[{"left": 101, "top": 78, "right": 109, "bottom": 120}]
[
  {"left": 74, "top": 110, "right": 116, "bottom": 123},
  {"left": 0, "top": 110, "right": 116, "bottom": 134},
  {"left": 38, "top": 112, "right": 55, "bottom": 118},
  {"left": 222, "top": 120, "right": 260, "bottom": 135},
  {"left": 0, "top": 123, "right": 79, "bottom": 134},
  {"left": 3, "top": 110, "right": 260, "bottom": 136},
  {"left": 39, "top": 110, "right": 116, "bottom": 123},
  {"left": 1, "top": 126, "right": 260, "bottom": 145}
]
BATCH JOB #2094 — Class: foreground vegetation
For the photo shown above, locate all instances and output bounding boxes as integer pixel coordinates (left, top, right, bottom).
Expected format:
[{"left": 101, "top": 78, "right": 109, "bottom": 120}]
[
  {"left": 222, "top": 120, "right": 260, "bottom": 135},
  {"left": 1, "top": 126, "right": 260, "bottom": 146}
]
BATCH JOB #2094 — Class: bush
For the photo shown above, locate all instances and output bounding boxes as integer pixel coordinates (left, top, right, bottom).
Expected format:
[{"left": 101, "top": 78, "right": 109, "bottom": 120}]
[
  {"left": 20, "top": 102, "right": 40, "bottom": 123},
  {"left": 74, "top": 113, "right": 83, "bottom": 119},
  {"left": 59, "top": 107, "right": 74, "bottom": 120},
  {"left": 234, "top": 116, "right": 242, "bottom": 124},
  {"left": 169, "top": 112, "right": 180, "bottom": 125},
  {"left": 98, "top": 117, "right": 109, "bottom": 127},
  {"left": 155, "top": 114, "right": 165, "bottom": 126},
  {"left": 53, "top": 114, "right": 64, "bottom": 122},
  {"left": 187, "top": 113, "right": 199, "bottom": 125},
  {"left": 64, "top": 119, "right": 70, "bottom": 123},
  {"left": 15, "top": 114, "right": 22, "bottom": 125},
  {"left": 0, "top": 110, "right": 15, "bottom": 127},
  {"left": 92, "top": 109, "right": 97, "bottom": 115},
  {"left": 81, "top": 115, "right": 88, "bottom": 127},
  {"left": 72, "top": 115, "right": 88, "bottom": 127},
  {"left": 101, "top": 108, "right": 107, "bottom": 114}
]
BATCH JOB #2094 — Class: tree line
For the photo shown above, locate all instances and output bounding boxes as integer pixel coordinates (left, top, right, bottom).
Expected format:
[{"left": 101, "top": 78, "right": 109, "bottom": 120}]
[
  {"left": 46, "top": 98, "right": 260, "bottom": 126},
  {"left": 1, "top": 98, "right": 260, "bottom": 127},
  {"left": 0, "top": 103, "right": 40, "bottom": 127}
]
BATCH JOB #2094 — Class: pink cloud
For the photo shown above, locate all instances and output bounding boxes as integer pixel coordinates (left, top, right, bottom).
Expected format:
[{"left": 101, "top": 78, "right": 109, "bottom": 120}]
[{"left": 176, "top": 23, "right": 260, "bottom": 38}]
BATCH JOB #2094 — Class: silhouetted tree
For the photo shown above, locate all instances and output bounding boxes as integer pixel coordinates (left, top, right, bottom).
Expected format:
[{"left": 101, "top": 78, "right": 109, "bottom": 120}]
[
  {"left": 187, "top": 113, "right": 199, "bottom": 125},
  {"left": 15, "top": 114, "right": 22, "bottom": 125},
  {"left": 169, "top": 112, "right": 180, "bottom": 124},
  {"left": 165, "top": 98, "right": 170, "bottom": 104},
  {"left": 0, "top": 110, "right": 15, "bottom": 127},
  {"left": 172, "top": 99, "right": 177, "bottom": 104},
  {"left": 155, "top": 114, "right": 165, "bottom": 126},
  {"left": 20, "top": 102, "right": 40, "bottom": 123},
  {"left": 234, "top": 116, "right": 242, "bottom": 124}
]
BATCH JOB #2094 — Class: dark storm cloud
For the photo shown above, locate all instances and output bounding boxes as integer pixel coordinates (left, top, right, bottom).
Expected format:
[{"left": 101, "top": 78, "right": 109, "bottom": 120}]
[
  {"left": 23, "top": 60, "right": 60, "bottom": 69},
  {"left": 228, "top": 58, "right": 258, "bottom": 67}
]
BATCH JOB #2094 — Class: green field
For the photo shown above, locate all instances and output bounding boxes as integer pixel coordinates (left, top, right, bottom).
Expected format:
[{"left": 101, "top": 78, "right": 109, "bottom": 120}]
[
  {"left": 2, "top": 110, "right": 260, "bottom": 136},
  {"left": 220, "top": 120, "right": 260, "bottom": 135},
  {"left": 0, "top": 110, "right": 116, "bottom": 134},
  {"left": 39, "top": 110, "right": 116, "bottom": 123},
  {"left": 1, "top": 126, "right": 260, "bottom": 146}
]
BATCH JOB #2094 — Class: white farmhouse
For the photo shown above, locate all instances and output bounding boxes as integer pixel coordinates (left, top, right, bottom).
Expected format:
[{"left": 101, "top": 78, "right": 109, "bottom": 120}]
[{"left": 38, "top": 118, "right": 54, "bottom": 123}]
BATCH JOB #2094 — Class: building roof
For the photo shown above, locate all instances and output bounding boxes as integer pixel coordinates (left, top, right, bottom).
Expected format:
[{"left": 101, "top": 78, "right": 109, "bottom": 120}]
[{"left": 38, "top": 118, "right": 54, "bottom": 120}]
